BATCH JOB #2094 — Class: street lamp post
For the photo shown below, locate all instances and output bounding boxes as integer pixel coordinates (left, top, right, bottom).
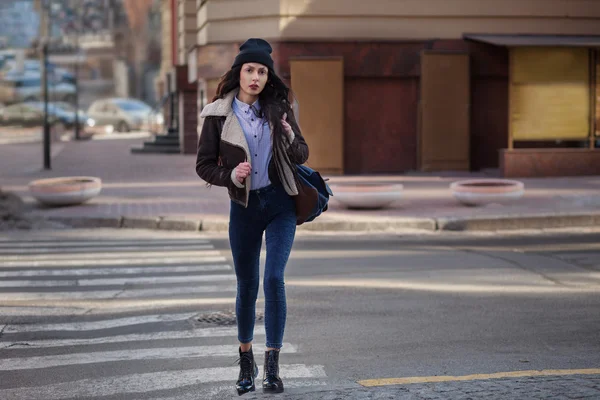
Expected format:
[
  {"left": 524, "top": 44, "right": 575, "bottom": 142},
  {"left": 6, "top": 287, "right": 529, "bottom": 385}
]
[
  {"left": 43, "top": 43, "right": 50, "bottom": 169},
  {"left": 165, "top": 72, "right": 178, "bottom": 137},
  {"left": 73, "top": 3, "right": 80, "bottom": 140},
  {"left": 40, "top": 0, "right": 52, "bottom": 170},
  {"left": 74, "top": 56, "right": 80, "bottom": 140}
]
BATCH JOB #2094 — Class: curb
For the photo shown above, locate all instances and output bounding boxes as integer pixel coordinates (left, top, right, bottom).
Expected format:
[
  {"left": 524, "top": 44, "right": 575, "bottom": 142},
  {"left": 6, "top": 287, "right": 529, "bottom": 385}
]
[
  {"left": 296, "top": 218, "right": 437, "bottom": 232},
  {"left": 437, "top": 213, "right": 600, "bottom": 232},
  {"left": 48, "top": 216, "right": 123, "bottom": 229},
  {"left": 157, "top": 218, "right": 202, "bottom": 231},
  {"left": 44, "top": 212, "right": 600, "bottom": 233},
  {"left": 122, "top": 217, "right": 161, "bottom": 230}
]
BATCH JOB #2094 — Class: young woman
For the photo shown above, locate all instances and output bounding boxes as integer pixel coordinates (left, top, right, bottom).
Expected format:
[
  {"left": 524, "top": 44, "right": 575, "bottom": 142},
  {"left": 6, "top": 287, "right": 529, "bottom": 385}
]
[{"left": 195, "top": 38, "right": 309, "bottom": 395}]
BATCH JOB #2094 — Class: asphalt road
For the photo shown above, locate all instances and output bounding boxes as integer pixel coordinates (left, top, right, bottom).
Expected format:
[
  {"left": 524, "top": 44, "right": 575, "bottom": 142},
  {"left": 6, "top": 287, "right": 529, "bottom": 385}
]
[{"left": 0, "top": 228, "right": 599, "bottom": 399}]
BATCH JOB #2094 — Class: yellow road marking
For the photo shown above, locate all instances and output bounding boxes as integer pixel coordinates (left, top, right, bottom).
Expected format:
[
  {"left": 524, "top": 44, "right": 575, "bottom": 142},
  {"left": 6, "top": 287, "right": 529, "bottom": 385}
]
[{"left": 358, "top": 368, "right": 600, "bottom": 387}]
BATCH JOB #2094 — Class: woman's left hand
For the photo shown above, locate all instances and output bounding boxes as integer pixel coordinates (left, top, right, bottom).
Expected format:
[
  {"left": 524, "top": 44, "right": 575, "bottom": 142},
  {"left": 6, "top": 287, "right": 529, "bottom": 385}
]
[{"left": 281, "top": 113, "right": 293, "bottom": 139}]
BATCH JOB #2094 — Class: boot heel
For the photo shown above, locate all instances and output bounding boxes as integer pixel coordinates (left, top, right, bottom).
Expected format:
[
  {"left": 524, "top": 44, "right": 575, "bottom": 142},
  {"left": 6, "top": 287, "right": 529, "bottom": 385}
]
[
  {"left": 263, "top": 385, "right": 284, "bottom": 394},
  {"left": 237, "top": 385, "right": 255, "bottom": 396}
]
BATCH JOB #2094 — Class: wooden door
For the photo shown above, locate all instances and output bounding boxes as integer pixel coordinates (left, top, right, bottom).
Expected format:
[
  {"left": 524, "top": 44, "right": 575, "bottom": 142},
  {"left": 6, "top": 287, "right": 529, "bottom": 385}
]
[
  {"left": 290, "top": 58, "right": 344, "bottom": 174},
  {"left": 419, "top": 51, "right": 470, "bottom": 171}
]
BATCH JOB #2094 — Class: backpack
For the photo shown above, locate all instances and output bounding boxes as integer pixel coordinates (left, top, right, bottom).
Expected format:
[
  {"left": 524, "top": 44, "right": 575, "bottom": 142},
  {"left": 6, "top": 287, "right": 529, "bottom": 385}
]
[{"left": 294, "top": 164, "right": 333, "bottom": 225}]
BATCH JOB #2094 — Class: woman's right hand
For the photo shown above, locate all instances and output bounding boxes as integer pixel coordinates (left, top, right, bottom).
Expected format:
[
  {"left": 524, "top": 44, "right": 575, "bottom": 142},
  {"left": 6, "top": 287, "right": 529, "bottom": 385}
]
[{"left": 235, "top": 162, "right": 251, "bottom": 183}]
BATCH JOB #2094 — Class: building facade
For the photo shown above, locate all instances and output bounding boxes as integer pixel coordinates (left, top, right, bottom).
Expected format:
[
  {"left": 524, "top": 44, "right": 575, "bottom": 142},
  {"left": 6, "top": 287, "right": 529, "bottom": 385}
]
[
  {"left": 165, "top": 0, "right": 600, "bottom": 176},
  {"left": 0, "top": 1, "right": 40, "bottom": 48},
  {"left": 154, "top": 0, "right": 197, "bottom": 152}
]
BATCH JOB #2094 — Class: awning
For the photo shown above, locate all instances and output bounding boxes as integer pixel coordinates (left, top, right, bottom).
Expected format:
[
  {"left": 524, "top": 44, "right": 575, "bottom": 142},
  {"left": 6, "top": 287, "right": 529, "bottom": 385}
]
[{"left": 463, "top": 34, "right": 600, "bottom": 47}]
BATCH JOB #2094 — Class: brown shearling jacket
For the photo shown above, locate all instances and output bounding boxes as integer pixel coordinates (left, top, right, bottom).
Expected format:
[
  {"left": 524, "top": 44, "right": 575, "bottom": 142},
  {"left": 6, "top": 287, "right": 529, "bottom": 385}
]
[{"left": 195, "top": 90, "right": 309, "bottom": 208}]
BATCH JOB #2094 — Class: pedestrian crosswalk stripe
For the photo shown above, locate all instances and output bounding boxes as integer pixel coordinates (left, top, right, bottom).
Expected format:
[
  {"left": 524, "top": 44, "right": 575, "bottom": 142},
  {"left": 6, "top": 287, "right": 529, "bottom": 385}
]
[
  {"left": 0, "top": 255, "right": 228, "bottom": 268},
  {"left": 1, "top": 326, "right": 266, "bottom": 349},
  {"left": 0, "top": 364, "right": 327, "bottom": 399},
  {"left": 0, "top": 280, "right": 78, "bottom": 287},
  {"left": 0, "top": 264, "right": 232, "bottom": 278},
  {"left": 3, "top": 313, "right": 198, "bottom": 333},
  {"left": 0, "top": 245, "right": 216, "bottom": 255},
  {"left": 0, "top": 306, "right": 93, "bottom": 316},
  {"left": 0, "top": 343, "right": 298, "bottom": 371},
  {"left": 0, "top": 237, "right": 209, "bottom": 243},
  {"left": 0, "top": 284, "right": 238, "bottom": 301},
  {"left": 0, "top": 244, "right": 214, "bottom": 255},
  {"left": 0, "top": 239, "right": 211, "bottom": 248},
  {"left": 0, "top": 249, "right": 217, "bottom": 262},
  {"left": 1, "top": 297, "right": 239, "bottom": 310},
  {"left": 0, "top": 274, "right": 237, "bottom": 288},
  {"left": 77, "top": 274, "right": 236, "bottom": 286}
]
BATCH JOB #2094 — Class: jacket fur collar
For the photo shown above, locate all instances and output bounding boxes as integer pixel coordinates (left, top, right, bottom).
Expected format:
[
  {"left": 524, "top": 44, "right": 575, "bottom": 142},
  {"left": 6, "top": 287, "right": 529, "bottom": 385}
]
[{"left": 200, "top": 90, "right": 251, "bottom": 162}]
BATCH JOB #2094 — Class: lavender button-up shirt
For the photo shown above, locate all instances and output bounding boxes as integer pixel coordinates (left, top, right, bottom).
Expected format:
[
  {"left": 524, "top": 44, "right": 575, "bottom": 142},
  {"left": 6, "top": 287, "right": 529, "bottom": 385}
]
[{"left": 232, "top": 96, "right": 272, "bottom": 190}]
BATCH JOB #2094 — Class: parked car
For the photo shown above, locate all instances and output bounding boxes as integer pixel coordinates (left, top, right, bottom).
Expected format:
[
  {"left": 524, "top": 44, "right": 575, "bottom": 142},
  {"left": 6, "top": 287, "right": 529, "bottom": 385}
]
[
  {"left": 86, "top": 98, "right": 163, "bottom": 133},
  {"left": 0, "top": 72, "right": 76, "bottom": 104},
  {"left": 52, "top": 101, "right": 103, "bottom": 137},
  {"left": 0, "top": 101, "right": 95, "bottom": 138},
  {"left": 0, "top": 59, "right": 76, "bottom": 84},
  {"left": 53, "top": 101, "right": 90, "bottom": 123}
]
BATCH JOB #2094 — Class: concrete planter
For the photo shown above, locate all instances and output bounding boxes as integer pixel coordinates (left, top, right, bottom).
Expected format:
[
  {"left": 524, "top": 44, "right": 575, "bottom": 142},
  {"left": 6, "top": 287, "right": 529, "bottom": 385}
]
[
  {"left": 450, "top": 179, "right": 524, "bottom": 206},
  {"left": 330, "top": 183, "right": 403, "bottom": 209},
  {"left": 29, "top": 176, "right": 102, "bottom": 206}
]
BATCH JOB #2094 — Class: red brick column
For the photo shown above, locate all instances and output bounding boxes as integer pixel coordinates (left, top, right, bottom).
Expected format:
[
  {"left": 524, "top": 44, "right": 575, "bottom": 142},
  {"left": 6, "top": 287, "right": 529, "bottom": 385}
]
[{"left": 175, "top": 65, "right": 198, "bottom": 155}]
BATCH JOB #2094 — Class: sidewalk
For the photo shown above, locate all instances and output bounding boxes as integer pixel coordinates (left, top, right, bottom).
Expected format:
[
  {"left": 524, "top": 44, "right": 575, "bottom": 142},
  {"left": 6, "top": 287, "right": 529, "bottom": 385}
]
[{"left": 1, "top": 137, "right": 599, "bottom": 232}]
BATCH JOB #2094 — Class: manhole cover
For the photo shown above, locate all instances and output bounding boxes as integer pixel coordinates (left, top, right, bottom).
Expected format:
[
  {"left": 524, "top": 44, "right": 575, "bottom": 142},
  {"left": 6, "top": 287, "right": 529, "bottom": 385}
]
[{"left": 196, "top": 311, "right": 264, "bottom": 326}]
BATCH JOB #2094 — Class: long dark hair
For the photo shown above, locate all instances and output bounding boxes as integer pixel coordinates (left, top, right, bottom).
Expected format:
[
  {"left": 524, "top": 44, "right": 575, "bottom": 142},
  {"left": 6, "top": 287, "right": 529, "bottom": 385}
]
[{"left": 214, "top": 65, "right": 298, "bottom": 190}]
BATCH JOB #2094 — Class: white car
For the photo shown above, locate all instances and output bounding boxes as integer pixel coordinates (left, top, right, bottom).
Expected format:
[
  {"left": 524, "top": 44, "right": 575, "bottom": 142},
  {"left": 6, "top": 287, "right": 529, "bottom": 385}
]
[{"left": 87, "top": 98, "right": 163, "bottom": 133}]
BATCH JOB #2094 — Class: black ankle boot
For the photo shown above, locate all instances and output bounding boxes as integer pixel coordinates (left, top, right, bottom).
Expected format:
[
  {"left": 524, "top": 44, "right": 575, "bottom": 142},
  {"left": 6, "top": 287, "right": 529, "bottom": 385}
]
[
  {"left": 262, "top": 350, "right": 284, "bottom": 393},
  {"left": 236, "top": 347, "right": 258, "bottom": 396}
]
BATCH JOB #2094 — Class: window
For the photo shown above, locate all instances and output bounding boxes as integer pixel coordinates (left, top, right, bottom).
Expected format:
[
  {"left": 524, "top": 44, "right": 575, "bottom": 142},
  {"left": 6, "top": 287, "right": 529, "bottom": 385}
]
[
  {"left": 100, "top": 103, "right": 114, "bottom": 113},
  {"left": 112, "top": 100, "right": 150, "bottom": 112},
  {"left": 88, "top": 102, "right": 103, "bottom": 112}
]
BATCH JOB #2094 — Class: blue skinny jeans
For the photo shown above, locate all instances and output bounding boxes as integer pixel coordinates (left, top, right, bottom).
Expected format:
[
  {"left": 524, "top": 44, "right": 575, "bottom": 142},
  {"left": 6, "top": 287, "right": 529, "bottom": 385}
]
[{"left": 229, "top": 183, "right": 296, "bottom": 349}]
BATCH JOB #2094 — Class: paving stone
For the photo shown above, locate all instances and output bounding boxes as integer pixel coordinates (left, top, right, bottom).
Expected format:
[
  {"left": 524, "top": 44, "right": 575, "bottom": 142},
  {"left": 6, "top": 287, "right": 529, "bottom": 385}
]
[{"left": 267, "top": 374, "right": 600, "bottom": 400}]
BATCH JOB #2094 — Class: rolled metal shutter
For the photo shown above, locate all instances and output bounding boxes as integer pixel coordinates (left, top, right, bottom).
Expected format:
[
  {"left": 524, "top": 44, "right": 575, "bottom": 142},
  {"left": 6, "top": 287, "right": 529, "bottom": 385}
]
[{"left": 510, "top": 47, "right": 589, "bottom": 141}]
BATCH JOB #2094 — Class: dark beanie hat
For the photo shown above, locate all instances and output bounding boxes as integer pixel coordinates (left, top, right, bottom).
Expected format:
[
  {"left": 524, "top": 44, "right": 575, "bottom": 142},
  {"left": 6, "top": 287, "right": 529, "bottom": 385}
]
[{"left": 231, "top": 38, "right": 274, "bottom": 71}]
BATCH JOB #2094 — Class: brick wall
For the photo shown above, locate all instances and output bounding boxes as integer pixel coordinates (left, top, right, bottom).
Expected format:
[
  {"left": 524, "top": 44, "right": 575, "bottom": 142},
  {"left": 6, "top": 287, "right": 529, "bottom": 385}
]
[
  {"left": 501, "top": 149, "right": 600, "bottom": 177},
  {"left": 174, "top": 65, "right": 198, "bottom": 154}
]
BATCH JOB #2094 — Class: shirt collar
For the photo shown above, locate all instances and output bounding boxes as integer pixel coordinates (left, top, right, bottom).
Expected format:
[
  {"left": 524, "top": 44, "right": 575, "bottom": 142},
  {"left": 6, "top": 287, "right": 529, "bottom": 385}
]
[{"left": 233, "top": 96, "right": 261, "bottom": 115}]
